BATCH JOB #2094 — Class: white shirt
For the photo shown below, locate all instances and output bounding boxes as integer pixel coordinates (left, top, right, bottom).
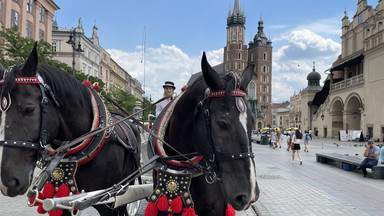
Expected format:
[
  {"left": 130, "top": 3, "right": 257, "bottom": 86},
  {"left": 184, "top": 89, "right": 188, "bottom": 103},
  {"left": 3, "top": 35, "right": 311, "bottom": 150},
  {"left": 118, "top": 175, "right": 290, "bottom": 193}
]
[{"left": 156, "top": 99, "right": 171, "bottom": 117}]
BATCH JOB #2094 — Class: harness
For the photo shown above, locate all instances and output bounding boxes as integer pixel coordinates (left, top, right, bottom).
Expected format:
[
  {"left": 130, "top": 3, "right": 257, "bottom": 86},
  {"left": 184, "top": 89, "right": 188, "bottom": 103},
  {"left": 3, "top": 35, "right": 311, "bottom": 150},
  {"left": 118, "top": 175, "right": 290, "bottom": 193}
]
[
  {"left": 0, "top": 67, "right": 59, "bottom": 162},
  {"left": 149, "top": 73, "right": 254, "bottom": 184}
]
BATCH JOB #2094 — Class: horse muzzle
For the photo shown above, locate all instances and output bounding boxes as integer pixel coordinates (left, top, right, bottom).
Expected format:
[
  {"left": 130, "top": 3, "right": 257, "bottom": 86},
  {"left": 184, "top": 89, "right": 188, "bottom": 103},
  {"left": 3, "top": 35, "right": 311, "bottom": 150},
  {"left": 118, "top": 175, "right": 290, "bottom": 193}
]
[{"left": 0, "top": 181, "right": 8, "bottom": 196}]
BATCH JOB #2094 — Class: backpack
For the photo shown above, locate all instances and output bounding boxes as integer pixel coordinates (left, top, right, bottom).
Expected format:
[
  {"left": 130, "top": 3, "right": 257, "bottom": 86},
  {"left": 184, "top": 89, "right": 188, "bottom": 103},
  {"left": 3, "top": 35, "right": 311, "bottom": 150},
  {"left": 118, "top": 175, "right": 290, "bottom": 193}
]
[{"left": 306, "top": 134, "right": 310, "bottom": 140}]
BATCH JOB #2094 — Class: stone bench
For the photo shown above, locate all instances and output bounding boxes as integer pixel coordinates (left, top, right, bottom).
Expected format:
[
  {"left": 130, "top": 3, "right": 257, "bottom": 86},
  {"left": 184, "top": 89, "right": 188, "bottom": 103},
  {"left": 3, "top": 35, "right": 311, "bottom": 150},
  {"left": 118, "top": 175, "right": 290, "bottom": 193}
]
[{"left": 316, "top": 153, "right": 384, "bottom": 179}]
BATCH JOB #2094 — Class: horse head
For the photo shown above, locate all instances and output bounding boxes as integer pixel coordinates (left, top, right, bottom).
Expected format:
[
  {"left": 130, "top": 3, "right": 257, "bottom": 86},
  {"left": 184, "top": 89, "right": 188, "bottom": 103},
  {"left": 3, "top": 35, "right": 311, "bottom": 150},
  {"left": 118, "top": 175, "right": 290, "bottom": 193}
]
[
  {"left": 183, "top": 53, "right": 259, "bottom": 211},
  {"left": 0, "top": 44, "right": 60, "bottom": 197}
]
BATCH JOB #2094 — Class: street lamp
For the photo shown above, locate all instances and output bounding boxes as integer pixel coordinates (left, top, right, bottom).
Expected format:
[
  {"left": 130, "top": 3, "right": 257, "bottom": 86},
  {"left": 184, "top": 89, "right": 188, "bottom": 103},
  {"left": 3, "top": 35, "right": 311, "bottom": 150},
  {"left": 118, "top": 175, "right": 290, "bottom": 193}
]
[
  {"left": 352, "top": 110, "right": 357, "bottom": 119},
  {"left": 66, "top": 29, "right": 84, "bottom": 76}
]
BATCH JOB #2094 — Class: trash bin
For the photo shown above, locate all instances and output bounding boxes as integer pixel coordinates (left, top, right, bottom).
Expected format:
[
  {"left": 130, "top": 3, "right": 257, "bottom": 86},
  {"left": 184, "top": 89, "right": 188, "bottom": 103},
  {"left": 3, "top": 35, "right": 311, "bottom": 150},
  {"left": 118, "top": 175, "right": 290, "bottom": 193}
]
[
  {"left": 343, "top": 163, "right": 353, "bottom": 171},
  {"left": 261, "top": 135, "right": 269, "bottom": 145}
]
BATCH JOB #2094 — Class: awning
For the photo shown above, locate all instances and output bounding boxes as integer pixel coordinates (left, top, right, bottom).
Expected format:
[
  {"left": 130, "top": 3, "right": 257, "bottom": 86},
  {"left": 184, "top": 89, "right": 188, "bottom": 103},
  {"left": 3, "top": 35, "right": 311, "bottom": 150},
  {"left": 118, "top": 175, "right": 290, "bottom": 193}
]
[{"left": 326, "top": 53, "right": 364, "bottom": 72}]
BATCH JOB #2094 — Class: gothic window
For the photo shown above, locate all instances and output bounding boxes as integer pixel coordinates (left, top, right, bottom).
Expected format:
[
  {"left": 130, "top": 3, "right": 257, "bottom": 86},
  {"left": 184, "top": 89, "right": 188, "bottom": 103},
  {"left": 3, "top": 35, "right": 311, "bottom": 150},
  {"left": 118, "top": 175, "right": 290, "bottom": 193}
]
[
  {"left": 238, "top": 52, "right": 241, "bottom": 59},
  {"left": 251, "top": 54, "right": 255, "bottom": 61},
  {"left": 248, "top": 81, "right": 256, "bottom": 99},
  {"left": 263, "top": 52, "right": 267, "bottom": 60},
  {"left": 263, "top": 76, "right": 266, "bottom": 83},
  {"left": 263, "top": 66, "right": 266, "bottom": 73},
  {"left": 239, "top": 44, "right": 241, "bottom": 49},
  {"left": 358, "top": 13, "right": 363, "bottom": 25},
  {"left": 238, "top": 62, "right": 241, "bottom": 69}
]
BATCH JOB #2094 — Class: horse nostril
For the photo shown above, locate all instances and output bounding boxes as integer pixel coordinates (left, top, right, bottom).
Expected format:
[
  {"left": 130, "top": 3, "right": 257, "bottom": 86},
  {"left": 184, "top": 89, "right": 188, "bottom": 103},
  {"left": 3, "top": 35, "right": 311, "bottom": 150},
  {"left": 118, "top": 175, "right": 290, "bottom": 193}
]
[
  {"left": 8, "top": 178, "right": 19, "bottom": 188},
  {"left": 235, "top": 194, "right": 248, "bottom": 206}
]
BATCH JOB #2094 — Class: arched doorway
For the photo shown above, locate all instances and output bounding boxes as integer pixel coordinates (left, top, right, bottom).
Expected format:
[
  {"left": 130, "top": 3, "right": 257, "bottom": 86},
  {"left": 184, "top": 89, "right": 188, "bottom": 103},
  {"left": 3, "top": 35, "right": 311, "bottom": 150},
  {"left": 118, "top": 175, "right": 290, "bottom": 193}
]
[
  {"left": 345, "top": 95, "right": 362, "bottom": 131},
  {"left": 331, "top": 98, "right": 343, "bottom": 138}
]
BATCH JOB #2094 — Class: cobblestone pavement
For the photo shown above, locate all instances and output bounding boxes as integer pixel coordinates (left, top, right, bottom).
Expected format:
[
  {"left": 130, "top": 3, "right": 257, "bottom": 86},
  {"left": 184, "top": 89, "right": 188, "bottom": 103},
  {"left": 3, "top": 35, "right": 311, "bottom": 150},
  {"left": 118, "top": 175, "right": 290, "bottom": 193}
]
[{"left": 1, "top": 137, "right": 383, "bottom": 215}]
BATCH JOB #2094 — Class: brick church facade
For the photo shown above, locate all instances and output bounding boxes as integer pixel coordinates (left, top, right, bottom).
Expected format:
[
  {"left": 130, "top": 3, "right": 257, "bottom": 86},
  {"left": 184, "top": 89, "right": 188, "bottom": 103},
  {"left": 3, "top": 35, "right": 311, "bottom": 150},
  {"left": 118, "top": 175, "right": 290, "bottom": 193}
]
[{"left": 224, "top": 0, "right": 273, "bottom": 128}]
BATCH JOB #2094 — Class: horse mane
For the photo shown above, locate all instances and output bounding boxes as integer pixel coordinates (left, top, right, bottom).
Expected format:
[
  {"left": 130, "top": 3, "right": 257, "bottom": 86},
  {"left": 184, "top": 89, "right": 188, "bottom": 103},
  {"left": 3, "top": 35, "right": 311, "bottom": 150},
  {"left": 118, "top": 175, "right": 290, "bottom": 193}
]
[{"left": 38, "top": 65, "right": 92, "bottom": 109}]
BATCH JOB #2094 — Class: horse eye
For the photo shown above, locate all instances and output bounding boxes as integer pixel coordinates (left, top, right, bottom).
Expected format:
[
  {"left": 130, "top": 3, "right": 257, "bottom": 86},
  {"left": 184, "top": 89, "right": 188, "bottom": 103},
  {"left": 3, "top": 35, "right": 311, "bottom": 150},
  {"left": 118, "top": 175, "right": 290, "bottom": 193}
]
[
  {"left": 24, "top": 106, "right": 36, "bottom": 116},
  {"left": 217, "top": 121, "right": 227, "bottom": 129}
]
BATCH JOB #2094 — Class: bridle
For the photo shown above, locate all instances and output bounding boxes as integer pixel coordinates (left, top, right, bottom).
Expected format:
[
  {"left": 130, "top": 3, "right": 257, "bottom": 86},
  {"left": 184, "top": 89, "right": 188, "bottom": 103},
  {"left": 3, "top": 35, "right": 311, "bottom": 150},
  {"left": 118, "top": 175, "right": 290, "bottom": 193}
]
[
  {"left": 195, "top": 73, "right": 254, "bottom": 183},
  {"left": 0, "top": 67, "right": 60, "bottom": 164}
]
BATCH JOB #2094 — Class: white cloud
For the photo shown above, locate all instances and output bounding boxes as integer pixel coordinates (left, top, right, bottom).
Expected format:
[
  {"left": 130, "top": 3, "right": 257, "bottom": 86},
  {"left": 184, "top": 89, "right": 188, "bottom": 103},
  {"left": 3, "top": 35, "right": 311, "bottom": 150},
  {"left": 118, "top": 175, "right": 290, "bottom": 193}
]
[
  {"left": 271, "top": 29, "right": 340, "bottom": 102},
  {"left": 108, "top": 29, "right": 340, "bottom": 104},
  {"left": 107, "top": 45, "right": 223, "bottom": 102}
]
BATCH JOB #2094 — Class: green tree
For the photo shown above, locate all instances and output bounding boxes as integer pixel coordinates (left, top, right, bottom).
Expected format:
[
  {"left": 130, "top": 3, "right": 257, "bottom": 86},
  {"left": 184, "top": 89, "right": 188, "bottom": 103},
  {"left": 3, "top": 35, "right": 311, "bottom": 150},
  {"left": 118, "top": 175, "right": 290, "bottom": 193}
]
[{"left": 0, "top": 26, "right": 104, "bottom": 90}]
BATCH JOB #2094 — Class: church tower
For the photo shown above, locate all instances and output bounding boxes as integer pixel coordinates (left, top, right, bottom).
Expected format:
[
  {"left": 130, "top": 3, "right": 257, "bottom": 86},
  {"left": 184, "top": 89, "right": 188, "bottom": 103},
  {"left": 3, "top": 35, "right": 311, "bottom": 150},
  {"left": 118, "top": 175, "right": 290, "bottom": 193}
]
[
  {"left": 248, "top": 17, "right": 273, "bottom": 127},
  {"left": 223, "top": 0, "right": 248, "bottom": 75}
]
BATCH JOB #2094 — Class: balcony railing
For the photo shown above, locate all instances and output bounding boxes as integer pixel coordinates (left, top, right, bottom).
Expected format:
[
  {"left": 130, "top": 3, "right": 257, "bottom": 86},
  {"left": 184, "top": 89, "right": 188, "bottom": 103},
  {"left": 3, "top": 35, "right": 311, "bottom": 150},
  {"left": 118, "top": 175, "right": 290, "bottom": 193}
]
[{"left": 331, "top": 74, "right": 364, "bottom": 91}]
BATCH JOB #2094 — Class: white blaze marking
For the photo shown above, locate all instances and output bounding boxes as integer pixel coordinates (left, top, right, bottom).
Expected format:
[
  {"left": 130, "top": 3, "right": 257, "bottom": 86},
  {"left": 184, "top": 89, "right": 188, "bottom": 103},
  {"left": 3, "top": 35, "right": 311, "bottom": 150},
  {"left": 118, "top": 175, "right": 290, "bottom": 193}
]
[
  {"left": 239, "top": 112, "right": 256, "bottom": 208},
  {"left": 0, "top": 111, "right": 7, "bottom": 195}
]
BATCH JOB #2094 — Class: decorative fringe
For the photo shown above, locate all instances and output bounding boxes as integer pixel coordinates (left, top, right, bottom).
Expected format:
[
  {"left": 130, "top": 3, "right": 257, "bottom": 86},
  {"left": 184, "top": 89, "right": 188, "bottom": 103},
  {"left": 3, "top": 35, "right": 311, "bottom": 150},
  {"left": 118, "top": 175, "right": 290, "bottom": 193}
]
[
  {"left": 225, "top": 204, "right": 236, "bottom": 216},
  {"left": 144, "top": 202, "right": 158, "bottom": 216},
  {"left": 29, "top": 192, "right": 46, "bottom": 214},
  {"left": 183, "top": 207, "right": 196, "bottom": 216},
  {"left": 157, "top": 195, "right": 169, "bottom": 212},
  {"left": 170, "top": 196, "right": 182, "bottom": 214}
]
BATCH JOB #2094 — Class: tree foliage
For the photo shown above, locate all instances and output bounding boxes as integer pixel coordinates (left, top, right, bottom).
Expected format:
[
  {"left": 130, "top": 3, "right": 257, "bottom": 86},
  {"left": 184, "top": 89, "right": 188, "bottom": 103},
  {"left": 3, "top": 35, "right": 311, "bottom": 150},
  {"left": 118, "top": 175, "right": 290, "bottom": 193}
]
[
  {"left": 0, "top": 26, "right": 152, "bottom": 120},
  {"left": 0, "top": 26, "right": 104, "bottom": 89}
]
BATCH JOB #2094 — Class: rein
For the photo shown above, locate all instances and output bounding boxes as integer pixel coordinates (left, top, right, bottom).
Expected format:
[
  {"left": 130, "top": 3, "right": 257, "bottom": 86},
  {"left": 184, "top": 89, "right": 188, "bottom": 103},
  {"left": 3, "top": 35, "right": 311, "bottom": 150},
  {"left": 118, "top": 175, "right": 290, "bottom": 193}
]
[{"left": 195, "top": 73, "right": 254, "bottom": 183}]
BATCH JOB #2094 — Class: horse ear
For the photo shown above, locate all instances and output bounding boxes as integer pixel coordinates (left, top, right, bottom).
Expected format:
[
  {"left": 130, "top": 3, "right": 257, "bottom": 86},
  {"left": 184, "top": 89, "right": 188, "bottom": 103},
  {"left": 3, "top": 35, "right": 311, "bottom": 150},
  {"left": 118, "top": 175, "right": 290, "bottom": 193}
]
[
  {"left": 201, "top": 52, "right": 225, "bottom": 90},
  {"left": 22, "top": 42, "right": 39, "bottom": 77},
  {"left": 240, "top": 64, "right": 255, "bottom": 90}
]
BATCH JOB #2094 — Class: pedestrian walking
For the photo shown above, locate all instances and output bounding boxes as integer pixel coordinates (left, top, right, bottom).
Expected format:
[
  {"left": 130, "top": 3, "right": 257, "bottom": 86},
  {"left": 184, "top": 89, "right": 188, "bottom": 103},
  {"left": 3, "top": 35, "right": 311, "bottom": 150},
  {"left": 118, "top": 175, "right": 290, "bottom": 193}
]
[
  {"left": 309, "top": 129, "right": 312, "bottom": 140},
  {"left": 271, "top": 129, "right": 277, "bottom": 149},
  {"left": 291, "top": 129, "right": 303, "bottom": 165},
  {"left": 380, "top": 145, "right": 384, "bottom": 164},
  {"left": 277, "top": 128, "right": 282, "bottom": 148},
  {"left": 303, "top": 130, "right": 310, "bottom": 152},
  {"left": 314, "top": 128, "right": 319, "bottom": 139}
]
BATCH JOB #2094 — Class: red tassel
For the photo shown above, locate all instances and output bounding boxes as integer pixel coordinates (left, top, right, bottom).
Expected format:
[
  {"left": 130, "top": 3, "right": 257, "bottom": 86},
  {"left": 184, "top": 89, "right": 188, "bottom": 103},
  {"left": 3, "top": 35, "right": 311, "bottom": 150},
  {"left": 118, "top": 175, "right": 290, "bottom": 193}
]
[
  {"left": 183, "top": 207, "right": 196, "bottom": 216},
  {"left": 37, "top": 204, "right": 47, "bottom": 214},
  {"left": 55, "top": 184, "right": 69, "bottom": 198},
  {"left": 43, "top": 182, "right": 55, "bottom": 198},
  {"left": 48, "top": 209, "right": 63, "bottom": 216},
  {"left": 157, "top": 195, "right": 169, "bottom": 212},
  {"left": 225, "top": 204, "right": 236, "bottom": 216},
  {"left": 83, "top": 81, "right": 92, "bottom": 88},
  {"left": 144, "top": 202, "right": 158, "bottom": 216},
  {"left": 171, "top": 196, "right": 183, "bottom": 213}
]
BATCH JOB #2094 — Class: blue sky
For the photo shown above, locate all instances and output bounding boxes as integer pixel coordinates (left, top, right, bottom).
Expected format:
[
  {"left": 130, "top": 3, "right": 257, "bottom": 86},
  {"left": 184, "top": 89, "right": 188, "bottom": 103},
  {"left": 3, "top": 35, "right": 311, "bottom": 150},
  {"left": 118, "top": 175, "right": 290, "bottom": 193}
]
[{"left": 53, "top": 0, "right": 377, "bottom": 102}]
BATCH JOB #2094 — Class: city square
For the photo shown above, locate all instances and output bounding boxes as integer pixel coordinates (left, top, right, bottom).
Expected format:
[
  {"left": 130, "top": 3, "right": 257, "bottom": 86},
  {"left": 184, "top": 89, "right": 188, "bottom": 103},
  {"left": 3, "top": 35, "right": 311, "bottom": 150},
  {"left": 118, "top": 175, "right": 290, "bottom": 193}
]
[{"left": 1, "top": 0, "right": 384, "bottom": 216}]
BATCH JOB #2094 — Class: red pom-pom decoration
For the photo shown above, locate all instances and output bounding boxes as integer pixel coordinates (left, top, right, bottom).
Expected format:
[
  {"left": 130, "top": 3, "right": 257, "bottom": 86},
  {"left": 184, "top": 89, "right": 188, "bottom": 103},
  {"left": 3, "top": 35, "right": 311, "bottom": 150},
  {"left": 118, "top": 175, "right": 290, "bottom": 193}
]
[
  {"left": 225, "top": 204, "right": 236, "bottom": 216},
  {"left": 37, "top": 204, "right": 47, "bottom": 214},
  {"left": 144, "top": 202, "right": 158, "bottom": 216},
  {"left": 94, "top": 85, "right": 100, "bottom": 90},
  {"left": 48, "top": 209, "right": 63, "bottom": 216},
  {"left": 83, "top": 81, "right": 92, "bottom": 88},
  {"left": 156, "top": 195, "right": 169, "bottom": 212},
  {"left": 55, "top": 184, "right": 69, "bottom": 198},
  {"left": 43, "top": 182, "right": 55, "bottom": 198},
  {"left": 183, "top": 207, "right": 196, "bottom": 216},
  {"left": 181, "top": 86, "right": 186, "bottom": 92},
  {"left": 171, "top": 196, "right": 183, "bottom": 213}
]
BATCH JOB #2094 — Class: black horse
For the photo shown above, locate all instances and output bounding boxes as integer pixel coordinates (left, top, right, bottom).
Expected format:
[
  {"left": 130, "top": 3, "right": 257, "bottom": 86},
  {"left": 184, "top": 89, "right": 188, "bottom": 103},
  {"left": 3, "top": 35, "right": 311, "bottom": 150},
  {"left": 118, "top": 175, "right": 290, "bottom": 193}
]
[
  {"left": 0, "top": 45, "right": 141, "bottom": 216},
  {"left": 151, "top": 53, "right": 259, "bottom": 215}
]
